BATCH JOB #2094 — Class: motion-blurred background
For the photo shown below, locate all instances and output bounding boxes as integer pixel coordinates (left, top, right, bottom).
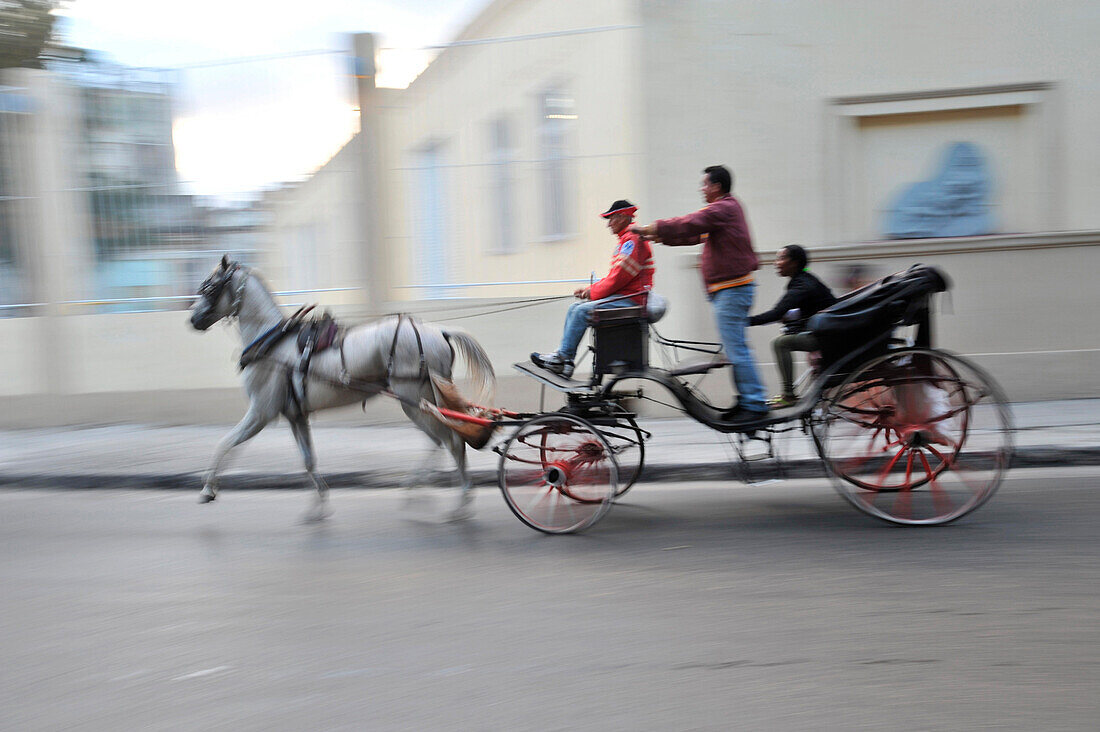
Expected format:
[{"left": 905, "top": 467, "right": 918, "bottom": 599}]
[{"left": 1, "top": 0, "right": 1097, "bottom": 425}]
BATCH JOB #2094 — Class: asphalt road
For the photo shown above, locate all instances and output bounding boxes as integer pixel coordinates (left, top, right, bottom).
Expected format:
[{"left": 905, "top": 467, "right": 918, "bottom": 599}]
[{"left": 1, "top": 468, "right": 1098, "bottom": 731}]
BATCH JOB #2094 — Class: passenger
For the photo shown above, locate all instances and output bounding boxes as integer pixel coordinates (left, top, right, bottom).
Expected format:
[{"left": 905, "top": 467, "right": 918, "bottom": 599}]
[
  {"left": 748, "top": 244, "right": 836, "bottom": 408},
  {"left": 531, "top": 199, "right": 654, "bottom": 378},
  {"left": 631, "top": 165, "right": 768, "bottom": 422}
]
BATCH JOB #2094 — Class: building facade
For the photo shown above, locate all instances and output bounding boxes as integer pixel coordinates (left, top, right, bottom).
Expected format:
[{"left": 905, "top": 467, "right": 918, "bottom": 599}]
[
  {"left": 334, "top": 0, "right": 1100, "bottom": 402},
  {"left": 1, "top": 1, "right": 1097, "bottom": 426}
]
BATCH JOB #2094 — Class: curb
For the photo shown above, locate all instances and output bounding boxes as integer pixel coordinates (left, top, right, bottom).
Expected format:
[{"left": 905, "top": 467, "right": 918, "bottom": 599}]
[{"left": 2, "top": 446, "right": 1097, "bottom": 491}]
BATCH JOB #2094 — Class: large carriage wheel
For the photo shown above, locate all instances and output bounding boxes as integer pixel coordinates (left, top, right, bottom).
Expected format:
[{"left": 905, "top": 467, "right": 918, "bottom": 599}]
[
  {"left": 498, "top": 414, "right": 619, "bottom": 534},
  {"left": 812, "top": 348, "right": 1013, "bottom": 525}
]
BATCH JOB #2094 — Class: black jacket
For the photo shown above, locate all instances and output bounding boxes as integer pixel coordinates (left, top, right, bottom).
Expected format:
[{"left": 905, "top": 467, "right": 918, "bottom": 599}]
[{"left": 749, "top": 270, "right": 836, "bottom": 334}]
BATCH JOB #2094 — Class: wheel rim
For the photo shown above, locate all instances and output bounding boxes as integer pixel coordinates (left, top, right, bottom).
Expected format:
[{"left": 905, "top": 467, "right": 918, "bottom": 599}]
[
  {"left": 499, "top": 414, "right": 619, "bottom": 533},
  {"left": 814, "top": 349, "right": 1013, "bottom": 525}
]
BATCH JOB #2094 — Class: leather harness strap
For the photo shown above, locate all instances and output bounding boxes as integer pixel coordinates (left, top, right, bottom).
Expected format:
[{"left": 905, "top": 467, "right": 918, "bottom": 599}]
[{"left": 384, "top": 313, "right": 428, "bottom": 388}]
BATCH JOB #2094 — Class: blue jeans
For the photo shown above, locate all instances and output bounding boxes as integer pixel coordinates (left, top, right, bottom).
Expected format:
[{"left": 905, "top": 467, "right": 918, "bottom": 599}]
[
  {"left": 710, "top": 284, "right": 768, "bottom": 411},
  {"left": 558, "top": 296, "right": 636, "bottom": 360}
]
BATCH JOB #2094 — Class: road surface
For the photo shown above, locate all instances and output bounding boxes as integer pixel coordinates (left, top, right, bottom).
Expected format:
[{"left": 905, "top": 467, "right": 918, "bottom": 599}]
[{"left": 1, "top": 468, "right": 1097, "bottom": 730}]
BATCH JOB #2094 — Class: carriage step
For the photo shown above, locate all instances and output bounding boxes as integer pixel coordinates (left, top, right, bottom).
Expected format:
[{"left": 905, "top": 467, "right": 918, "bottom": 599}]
[{"left": 513, "top": 361, "right": 597, "bottom": 394}]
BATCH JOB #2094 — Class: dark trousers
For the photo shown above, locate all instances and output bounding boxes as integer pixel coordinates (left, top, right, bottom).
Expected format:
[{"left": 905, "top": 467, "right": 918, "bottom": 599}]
[{"left": 772, "top": 332, "right": 819, "bottom": 396}]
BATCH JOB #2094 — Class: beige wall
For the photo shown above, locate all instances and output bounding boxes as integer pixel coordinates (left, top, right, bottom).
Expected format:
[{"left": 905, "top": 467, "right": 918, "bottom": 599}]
[
  {"left": 376, "top": 0, "right": 645, "bottom": 301},
  {"left": 264, "top": 135, "right": 369, "bottom": 306},
  {"left": 640, "top": 0, "right": 1099, "bottom": 245}
]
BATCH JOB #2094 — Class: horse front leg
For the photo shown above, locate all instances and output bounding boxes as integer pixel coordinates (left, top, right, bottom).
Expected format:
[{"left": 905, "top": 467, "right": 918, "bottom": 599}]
[
  {"left": 200, "top": 406, "right": 272, "bottom": 503},
  {"left": 289, "top": 417, "right": 331, "bottom": 523}
]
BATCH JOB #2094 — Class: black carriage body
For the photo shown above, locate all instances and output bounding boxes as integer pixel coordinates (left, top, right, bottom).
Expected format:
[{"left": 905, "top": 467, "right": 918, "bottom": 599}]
[
  {"left": 808, "top": 264, "right": 949, "bottom": 376},
  {"left": 591, "top": 305, "right": 649, "bottom": 376}
]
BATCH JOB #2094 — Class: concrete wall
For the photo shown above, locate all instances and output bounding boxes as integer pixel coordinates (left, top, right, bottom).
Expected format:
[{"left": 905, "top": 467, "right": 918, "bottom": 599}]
[{"left": 0, "top": 229, "right": 1094, "bottom": 427}]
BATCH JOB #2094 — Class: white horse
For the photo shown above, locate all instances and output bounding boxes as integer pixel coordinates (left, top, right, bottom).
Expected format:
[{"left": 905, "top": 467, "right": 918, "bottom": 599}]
[{"left": 189, "top": 256, "right": 496, "bottom": 522}]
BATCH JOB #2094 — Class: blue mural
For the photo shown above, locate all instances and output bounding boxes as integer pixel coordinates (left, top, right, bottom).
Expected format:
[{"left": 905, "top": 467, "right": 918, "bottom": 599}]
[{"left": 884, "top": 142, "right": 995, "bottom": 239}]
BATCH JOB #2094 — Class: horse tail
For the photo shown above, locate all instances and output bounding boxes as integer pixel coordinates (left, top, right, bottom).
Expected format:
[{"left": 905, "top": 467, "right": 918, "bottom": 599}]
[{"left": 441, "top": 327, "right": 496, "bottom": 406}]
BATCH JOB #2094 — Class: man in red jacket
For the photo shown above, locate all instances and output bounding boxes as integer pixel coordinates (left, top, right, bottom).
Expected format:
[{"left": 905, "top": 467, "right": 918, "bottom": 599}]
[
  {"left": 631, "top": 166, "right": 768, "bottom": 422},
  {"left": 532, "top": 200, "right": 654, "bottom": 378}
]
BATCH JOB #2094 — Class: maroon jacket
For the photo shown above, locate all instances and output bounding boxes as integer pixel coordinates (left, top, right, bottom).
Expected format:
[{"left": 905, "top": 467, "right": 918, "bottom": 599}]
[{"left": 655, "top": 195, "right": 759, "bottom": 293}]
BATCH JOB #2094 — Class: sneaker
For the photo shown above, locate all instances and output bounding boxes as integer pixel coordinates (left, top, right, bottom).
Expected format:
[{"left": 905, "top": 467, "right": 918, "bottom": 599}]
[
  {"left": 531, "top": 351, "right": 575, "bottom": 378},
  {"left": 766, "top": 393, "right": 797, "bottom": 409}
]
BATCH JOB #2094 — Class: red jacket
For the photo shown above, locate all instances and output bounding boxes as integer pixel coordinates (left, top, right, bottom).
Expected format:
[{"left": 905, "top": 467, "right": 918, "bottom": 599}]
[
  {"left": 589, "top": 230, "right": 654, "bottom": 304},
  {"left": 655, "top": 195, "right": 758, "bottom": 293}
]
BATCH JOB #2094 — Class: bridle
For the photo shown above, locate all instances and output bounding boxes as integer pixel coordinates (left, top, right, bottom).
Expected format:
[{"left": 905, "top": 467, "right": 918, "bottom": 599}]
[{"left": 199, "top": 262, "right": 249, "bottom": 319}]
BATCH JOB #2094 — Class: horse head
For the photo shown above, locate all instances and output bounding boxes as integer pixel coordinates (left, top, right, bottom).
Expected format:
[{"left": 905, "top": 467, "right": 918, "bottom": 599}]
[{"left": 190, "top": 254, "right": 242, "bottom": 331}]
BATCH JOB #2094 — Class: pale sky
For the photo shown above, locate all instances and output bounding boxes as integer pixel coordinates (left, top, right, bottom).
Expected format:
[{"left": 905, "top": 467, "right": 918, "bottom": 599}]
[{"left": 58, "top": 0, "right": 491, "bottom": 199}]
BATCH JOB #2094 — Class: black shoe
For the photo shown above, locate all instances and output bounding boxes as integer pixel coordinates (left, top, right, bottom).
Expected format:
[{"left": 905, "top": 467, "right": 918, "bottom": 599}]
[{"left": 721, "top": 406, "right": 769, "bottom": 423}]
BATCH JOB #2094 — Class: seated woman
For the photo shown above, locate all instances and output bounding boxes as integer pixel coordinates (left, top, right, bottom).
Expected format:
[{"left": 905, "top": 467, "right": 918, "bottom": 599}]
[
  {"left": 532, "top": 200, "right": 654, "bottom": 378},
  {"left": 748, "top": 245, "right": 836, "bottom": 407}
]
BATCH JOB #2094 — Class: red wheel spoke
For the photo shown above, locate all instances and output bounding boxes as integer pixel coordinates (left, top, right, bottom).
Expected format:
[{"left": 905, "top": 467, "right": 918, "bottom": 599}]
[
  {"left": 924, "top": 445, "right": 990, "bottom": 494},
  {"left": 875, "top": 445, "right": 908, "bottom": 487},
  {"left": 892, "top": 451, "right": 915, "bottom": 518},
  {"left": 918, "top": 450, "right": 953, "bottom": 516},
  {"left": 924, "top": 444, "right": 953, "bottom": 469}
]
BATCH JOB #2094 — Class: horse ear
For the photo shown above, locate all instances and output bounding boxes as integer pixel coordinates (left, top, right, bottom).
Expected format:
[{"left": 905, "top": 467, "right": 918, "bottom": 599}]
[{"left": 221, "top": 253, "right": 231, "bottom": 269}]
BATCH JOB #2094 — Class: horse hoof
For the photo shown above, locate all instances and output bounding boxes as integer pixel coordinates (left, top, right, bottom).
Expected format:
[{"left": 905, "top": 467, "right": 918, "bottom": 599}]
[
  {"left": 301, "top": 507, "right": 332, "bottom": 524},
  {"left": 447, "top": 504, "right": 475, "bottom": 522},
  {"left": 198, "top": 492, "right": 216, "bottom": 504},
  {"left": 401, "top": 489, "right": 436, "bottom": 513}
]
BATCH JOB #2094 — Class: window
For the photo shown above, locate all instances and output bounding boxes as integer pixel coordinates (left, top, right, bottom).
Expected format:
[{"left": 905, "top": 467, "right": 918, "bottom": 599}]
[
  {"left": 0, "top": 111, "right": 25, "bottom": 310},
  {"left": 488, "top": 116, "right": 517, "bottom": 253},
  {"left": 412, "top": 142, "right": 449, "bottom": 297},
  {"left": 538, "top": 88, "right": 575, "bottom": 239}
]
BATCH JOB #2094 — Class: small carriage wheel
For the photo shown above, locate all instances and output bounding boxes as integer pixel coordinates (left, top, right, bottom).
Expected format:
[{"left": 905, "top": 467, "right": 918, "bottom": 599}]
[
  {"left": 498, "top": 414, "right": 619, "bottom": 534},
  {"left": 569, "top": 405, "right": 646, "bottom": 501},
  {"left": 812, "top": 348, "right": 1013, "bottom": 526}
]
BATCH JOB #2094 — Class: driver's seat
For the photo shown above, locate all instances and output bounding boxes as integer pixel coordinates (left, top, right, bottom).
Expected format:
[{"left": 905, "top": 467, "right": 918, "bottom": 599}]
[{"left": 590, "top": 293, "right": 668, "bottom": 377}]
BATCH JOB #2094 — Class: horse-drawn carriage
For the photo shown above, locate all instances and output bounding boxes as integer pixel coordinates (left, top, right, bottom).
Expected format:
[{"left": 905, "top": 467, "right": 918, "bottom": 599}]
[
  {"left": 191, "top": 258, "right": 1012, "bottom": 532},
  {"left": 472, "top": 264, "right": 1014, "bottom": 533}
]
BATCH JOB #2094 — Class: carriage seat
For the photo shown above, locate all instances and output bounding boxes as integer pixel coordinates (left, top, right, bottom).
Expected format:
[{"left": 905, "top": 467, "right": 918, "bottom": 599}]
[{"left": 668, "top": 357, "right": 731, "bottom": 377}]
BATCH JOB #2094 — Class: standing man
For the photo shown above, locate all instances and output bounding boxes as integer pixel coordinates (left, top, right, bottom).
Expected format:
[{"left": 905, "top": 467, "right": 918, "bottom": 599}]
[
  {"left": 631, "top": 165, "right": 768, "bottom": 422},
  {"left": 748, "top": 244, "right": 836, "bottom": 408},
  {"left": 532, "top": 200, "right": 654, "bottom": 378}
]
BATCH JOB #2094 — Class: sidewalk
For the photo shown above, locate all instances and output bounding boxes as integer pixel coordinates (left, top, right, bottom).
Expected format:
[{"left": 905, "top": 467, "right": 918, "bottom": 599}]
[{"left": 0, "top": 400, "right": 1096, "bottom": 490}]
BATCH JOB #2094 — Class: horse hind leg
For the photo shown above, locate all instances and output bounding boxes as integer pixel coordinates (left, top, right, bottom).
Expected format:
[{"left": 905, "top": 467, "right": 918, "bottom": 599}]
[
  {"left": 446, "top": 433, "right": 475, "bottom": 522},
  {"left": 290, "top": 417, "right": 332, "bottom": 523},
  {"left": 201, "top": 406, "right": 271, "bottom": 503},
  {"left": 394, "top": 381, "right": 474, "bottom": 522}
]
